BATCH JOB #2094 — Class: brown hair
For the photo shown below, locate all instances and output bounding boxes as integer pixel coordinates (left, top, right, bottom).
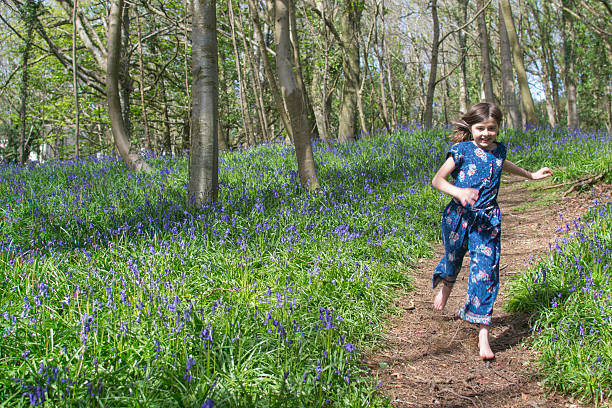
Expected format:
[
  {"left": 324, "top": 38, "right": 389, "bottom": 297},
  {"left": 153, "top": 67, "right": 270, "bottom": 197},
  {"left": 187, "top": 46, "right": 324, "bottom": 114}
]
[{"left": 450, "top": 102, "right": 503, "bottom": 143}]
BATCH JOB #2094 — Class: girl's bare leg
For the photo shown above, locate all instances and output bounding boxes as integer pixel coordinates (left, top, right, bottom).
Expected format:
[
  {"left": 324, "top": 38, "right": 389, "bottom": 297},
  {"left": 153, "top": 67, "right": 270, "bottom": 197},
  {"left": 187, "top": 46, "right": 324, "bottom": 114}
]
[
  {"left": 478, "top": 324, "right": 495, "bottom": 360},
  {"left": 433, "top": 284, "right": 452, "bottom": 310}
]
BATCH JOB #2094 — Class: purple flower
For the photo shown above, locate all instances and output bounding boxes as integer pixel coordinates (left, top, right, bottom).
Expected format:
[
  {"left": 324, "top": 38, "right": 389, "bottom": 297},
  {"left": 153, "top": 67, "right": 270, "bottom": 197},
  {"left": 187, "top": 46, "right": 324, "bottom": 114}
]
[{"left": 344, "top": 343, "right": 355, "bottom": 352}]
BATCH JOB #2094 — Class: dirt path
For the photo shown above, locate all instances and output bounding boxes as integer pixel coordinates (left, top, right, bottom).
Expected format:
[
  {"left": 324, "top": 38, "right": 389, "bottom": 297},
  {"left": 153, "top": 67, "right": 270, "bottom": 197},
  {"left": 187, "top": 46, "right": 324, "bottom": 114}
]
[{"left": 368, "top": 176, "right": 612, "bottom": 408}]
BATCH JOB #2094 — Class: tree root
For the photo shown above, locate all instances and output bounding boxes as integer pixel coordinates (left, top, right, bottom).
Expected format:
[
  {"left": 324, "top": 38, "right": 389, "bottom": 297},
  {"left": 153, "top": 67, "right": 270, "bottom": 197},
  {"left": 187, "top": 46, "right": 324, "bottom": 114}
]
[
  {"left": 539, "top": 171, "right": 606, "bottom": 197},
  {"left": 562, "top": 173, "right": 605, "bottom": 197}
]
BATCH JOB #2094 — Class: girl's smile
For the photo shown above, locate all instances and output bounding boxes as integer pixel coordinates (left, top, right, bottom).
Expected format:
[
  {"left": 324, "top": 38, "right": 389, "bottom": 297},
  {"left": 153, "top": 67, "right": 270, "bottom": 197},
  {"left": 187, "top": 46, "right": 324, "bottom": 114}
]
[{"left": 471, "top": 118, "right": 498, "bottom": 151}]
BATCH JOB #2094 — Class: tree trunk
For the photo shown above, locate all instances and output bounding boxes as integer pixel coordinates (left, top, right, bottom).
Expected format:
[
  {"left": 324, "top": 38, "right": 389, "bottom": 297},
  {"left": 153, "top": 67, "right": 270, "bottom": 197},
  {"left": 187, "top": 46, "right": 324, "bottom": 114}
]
[
  {"left": 217, "top": 117, "right": 229, "bottom": 151},
  {"left": 228, "top": 0, "right": 255, "bottom": 146},
  {"left": 217, "top": 46, "right": 230, "bottom": 151},
  {"left": 357, "top": 20, "right": 374, "bottom": 135},
  {"left": 500, "top": 0, "right": 537, "bottom": 125},
  {"left": 498, "top": 5, "right": 521, "bottom": 128},
  {"left": 532, "top": 1, "right": 558, "bottom": 127},
  {"left": 120, "top": 1, "right": 133, "bottom": 138},
  {"left": 374, "top": 1, "right": 390, "bottom": 131},
  {"left": 72, "top": 0, "right": 80, "bottom": 158},
  {"left": 135, "top": 12, "right": 151, "bottom": 151},
  {"left": 275, "top": 0, "right": 319, "bottom": 191},
  {"left": 423, "top": 0, "right": 439, "bottom": 128},
  {"left": 542, "top": 2, "right": 562, "bottom": 123},
  {"left": 19, "top": 4, "right": 35, "bottom": 164},
  {"left": 238, "top": 3, "right": 270, "bottom": 143},
  {"left": 560, "top": 0, "right": 578, "bottom": 128},
  {"left": 159, "top": 77, "right": 172, "bottom": 154},
  {"left": 188, "top": 0, "right": 219, "bottom": 205},
  {"left": 476, "top": 0, "right": 495, "bottom": 103},
  {"left": 380, "top": 2, "right": 397, "bottom": 126},
  {"left": 248, "top": 0, "right": 294, "bottom": 141},
  {"left": 338, "top": 0, "right": 362, "bottom": 142},
  {"left": 106, "top": 0, "right": 151, "bottom": 172},
  {"left": 456, "top": 0, "right": 470, "bottom": 113},
  {"left": 289, "top": 1, "right": 318, "bottom": 139}
]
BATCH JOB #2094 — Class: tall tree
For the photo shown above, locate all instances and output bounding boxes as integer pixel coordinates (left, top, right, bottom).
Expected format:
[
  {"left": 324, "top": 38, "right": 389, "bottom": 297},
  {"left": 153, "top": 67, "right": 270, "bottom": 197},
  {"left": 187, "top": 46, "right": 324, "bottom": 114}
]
[
  {"left": 228, "top": 0, "right": 255, "bottom": 145},
  {"left": 248, "top": 0, "right": 294, "bottom": 141},
  {"left": 454, "top": 0, "right": 470, "bottom": 113},
  {"left": 423, "top": 0, "right": 440, "bottom": 128},
  {"left": 188, "top": 0, "right": 219, "bottom": 204},
  {"left": 476, "top": 0, "right": 495, "bottom": 103},
  {"left": 500, "top": 0, "right": 537, "bottom": 125},
  {"left": 338, "top": 0, "right": 362, "bottom": 142},
  {"left": 72, "top": 0, "right": 80, "bottom": 157},
  {"left": 498, "top": 4, "right": 521, "bottom": 128},
  {"left": 560, "top": 0, "right": 578, "bottom": 128},
  {"left": 530, "top": 0, "right": 560, "bottom": 127},
  {"left": 275, "top": 0, "right": 319, "bottom": 191},
  {"left": 17, "top": 0, "right": 41, "bottom": 163},
  {"left": 106, "top": 0, "right": 151, "bottom": 171}
]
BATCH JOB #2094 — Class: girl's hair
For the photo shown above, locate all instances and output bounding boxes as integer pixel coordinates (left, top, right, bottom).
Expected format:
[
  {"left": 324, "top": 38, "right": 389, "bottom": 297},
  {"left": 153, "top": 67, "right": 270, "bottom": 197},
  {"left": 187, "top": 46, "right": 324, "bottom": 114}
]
[{"left": 450, "top": 102, "right": 503, "bottom": 143}]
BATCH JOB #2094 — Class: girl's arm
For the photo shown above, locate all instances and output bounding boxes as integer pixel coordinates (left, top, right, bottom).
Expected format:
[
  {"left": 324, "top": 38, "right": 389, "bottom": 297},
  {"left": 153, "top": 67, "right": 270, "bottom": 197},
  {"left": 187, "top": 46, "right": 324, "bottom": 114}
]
[
  {"left": 502, "top": 160, "right": 553, "bottom": 180},
  {"left": 432, "top": 156, "right": 479, "bottom": 206}
]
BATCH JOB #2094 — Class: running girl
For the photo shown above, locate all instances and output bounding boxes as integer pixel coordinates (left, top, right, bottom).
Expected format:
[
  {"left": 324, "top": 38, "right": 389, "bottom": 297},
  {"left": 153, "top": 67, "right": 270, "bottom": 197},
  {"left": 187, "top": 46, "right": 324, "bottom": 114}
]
[{"left": 431, "top": 102, "right": 553, "bottom": 360}]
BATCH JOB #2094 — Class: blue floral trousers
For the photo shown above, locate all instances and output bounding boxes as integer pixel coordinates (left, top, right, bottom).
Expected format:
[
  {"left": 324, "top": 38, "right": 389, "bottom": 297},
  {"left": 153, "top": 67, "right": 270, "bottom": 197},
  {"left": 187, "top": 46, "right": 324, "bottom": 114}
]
[{"left": 433, "top": 200, "right": 501, "bottom": 325}]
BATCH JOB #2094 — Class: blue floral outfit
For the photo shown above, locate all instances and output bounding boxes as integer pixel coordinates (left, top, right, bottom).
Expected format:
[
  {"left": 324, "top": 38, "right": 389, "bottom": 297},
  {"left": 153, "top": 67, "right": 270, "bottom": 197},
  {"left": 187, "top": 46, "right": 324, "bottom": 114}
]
[{"left": 433, "top": 141, "right": 507, "bottom": 325}]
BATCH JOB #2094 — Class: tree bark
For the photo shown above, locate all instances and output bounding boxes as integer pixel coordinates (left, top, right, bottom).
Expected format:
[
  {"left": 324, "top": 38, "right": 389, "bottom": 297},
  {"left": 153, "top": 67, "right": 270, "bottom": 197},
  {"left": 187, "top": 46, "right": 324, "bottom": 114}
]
[
  {"left": 456, "top": 0, "right": 470, "bottom": 113},
  {"left": 382, "top": 5, "right": 398, "bottom": 127},
  {"left": 423, "top": 0, "right": 440, "bottom": 128},
  {"left": 18, "top": 2, "right": 36, "bottom": 164},
  {"left": 72, "top": 0, "right": 80, "bottom": 158},
  {"left": 560, "top": 0, "right": 578, "bottom": 128},
  {"left": 289, "top": 1, "right": 318, "bottom": 139},
  {"left": 106, "top": 0, "right": 151, "bottom": 172},
  {"left": 500, "top": 0, "right": 537, "bottom": 125},
  {"left": 248, "top": 0, "right": 294, "bottom": 141},
  {"left": 476, "top": 0, "right": 495, "bottom": 103},
  {"left": 532, "top": 1, "right": 559, "bottom": 127},
  {"left": 159, "top": 75, "right": 172, "bottom": 154},
  {"left": 374, "top": 1, "right": 390, "bottom": 131},
  {"left": 542, "top": 2, "right": 562, "bottom": 123},
  {"left": 237, "top": 4, "right": 270, "bottom": 143},
  {"left": 136, "top": 12, "right": 152, "bottom": 151},
  {"left": 498, "top": 4, "right": 521, "bottom": 128},
  {"left": 338, "top": 0, "right": 362, "bottom": 142},
  {"left": 217, "top": 45, "right": 230, "bottom": 151},
  {"left": 120, "top": 1, "right": 133, "bottom": 138},
  {"left": 275, "top": 0, "right": 320, "bottom": 191},
  {"left": 228, "top": 0, "right": 255, "bottom": 146},
  {"left": 188, "top": 0, "right": 219, "bottom": 205}
]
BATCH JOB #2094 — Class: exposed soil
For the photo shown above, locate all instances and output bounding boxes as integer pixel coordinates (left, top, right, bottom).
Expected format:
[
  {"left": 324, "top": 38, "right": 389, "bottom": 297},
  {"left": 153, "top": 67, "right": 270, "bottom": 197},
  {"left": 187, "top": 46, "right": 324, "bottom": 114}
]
[{"left": 367, "top": 176, "right": 612, "bottom": 408}]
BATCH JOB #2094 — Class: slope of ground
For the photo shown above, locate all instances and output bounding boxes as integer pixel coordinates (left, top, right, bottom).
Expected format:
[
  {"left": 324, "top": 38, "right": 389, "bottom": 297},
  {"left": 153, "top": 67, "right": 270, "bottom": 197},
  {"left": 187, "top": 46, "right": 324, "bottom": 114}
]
[{"left": 367, "top": 176, "right": 612, "bottom": 408}]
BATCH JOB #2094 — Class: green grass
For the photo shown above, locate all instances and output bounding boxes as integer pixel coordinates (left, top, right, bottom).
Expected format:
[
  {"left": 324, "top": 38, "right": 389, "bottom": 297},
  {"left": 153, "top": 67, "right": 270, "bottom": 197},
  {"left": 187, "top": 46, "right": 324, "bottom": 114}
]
[
  {"left": 505, "top": 199, "right": 612, "bottom": 404},
  {"left": 0, "top": 125, "right": 610, "bottom": 406}
]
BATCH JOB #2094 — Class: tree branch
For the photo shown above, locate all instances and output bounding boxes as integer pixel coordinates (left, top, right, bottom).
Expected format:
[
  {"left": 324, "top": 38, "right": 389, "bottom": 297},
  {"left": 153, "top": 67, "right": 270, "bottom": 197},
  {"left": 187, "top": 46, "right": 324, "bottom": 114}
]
[
  {"left": 303, "top": 0, "right": 344, "bottom": 47},
  {"left": 33, "top": 16, "right": 106, "bottom": 94},
  {"left": 437, "top": 0, "right": 492, "bottom": 46},
  {"left": 562, "top": 5, "right": 612, "bottom": 38}
]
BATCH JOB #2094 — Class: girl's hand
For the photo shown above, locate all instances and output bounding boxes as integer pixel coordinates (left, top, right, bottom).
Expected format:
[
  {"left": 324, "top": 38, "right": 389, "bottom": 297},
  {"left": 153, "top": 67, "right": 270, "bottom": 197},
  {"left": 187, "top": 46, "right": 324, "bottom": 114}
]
[
  {"left": 531, "top": 167, "right": 553, "bottom": 180},
  {"left": 456, "top": 187, "right": 479, "bottom": 207}
]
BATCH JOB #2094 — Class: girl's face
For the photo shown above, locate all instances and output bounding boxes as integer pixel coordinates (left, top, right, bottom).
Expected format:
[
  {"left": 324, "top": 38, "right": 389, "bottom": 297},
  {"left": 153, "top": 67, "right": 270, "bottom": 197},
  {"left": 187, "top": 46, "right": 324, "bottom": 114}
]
[{"left": 470, "top": 118, "right": 498, "bottom": 151}]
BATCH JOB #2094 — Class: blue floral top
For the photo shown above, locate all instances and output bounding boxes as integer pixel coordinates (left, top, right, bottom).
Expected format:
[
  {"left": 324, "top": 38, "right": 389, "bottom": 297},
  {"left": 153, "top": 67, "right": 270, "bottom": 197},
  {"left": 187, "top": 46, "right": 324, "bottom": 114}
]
[{"left": 447, "top": 141, "right": 507, "bottom": 210}]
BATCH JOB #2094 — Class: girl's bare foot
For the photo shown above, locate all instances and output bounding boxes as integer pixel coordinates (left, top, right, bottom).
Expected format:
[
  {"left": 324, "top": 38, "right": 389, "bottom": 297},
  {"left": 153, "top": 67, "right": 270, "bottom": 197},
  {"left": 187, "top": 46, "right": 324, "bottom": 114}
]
[
  {"left": 433, "top": 285, "right": 452, "bottom": 310},
  {"left": 478, "top": 324, "right": 495, "bottom": 360}
]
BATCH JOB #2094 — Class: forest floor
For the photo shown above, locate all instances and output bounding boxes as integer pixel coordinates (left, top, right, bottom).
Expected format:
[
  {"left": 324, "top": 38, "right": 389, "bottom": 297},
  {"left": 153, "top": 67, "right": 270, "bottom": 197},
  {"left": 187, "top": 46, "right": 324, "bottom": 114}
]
[{"left": 367, "top": 175, "right": 612, "bottom": 408}]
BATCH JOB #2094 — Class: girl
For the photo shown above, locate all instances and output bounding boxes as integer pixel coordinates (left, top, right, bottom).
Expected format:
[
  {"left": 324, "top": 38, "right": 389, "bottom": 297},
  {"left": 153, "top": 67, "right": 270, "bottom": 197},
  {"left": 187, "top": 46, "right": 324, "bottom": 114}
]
[{"left": 431, "top": 102, "right": 553, "bottom": 360}]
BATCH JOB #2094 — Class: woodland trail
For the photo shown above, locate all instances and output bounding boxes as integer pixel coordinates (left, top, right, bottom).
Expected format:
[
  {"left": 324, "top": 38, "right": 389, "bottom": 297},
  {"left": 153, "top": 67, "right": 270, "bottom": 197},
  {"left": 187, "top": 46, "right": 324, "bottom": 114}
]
[{"left": 367, "top": 176, "right": 612, "bottom": 408}]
